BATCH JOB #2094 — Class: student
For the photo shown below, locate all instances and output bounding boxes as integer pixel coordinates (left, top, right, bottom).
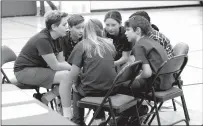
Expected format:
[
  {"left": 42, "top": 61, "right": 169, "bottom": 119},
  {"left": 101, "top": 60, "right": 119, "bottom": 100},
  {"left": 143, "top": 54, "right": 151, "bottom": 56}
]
[
  {"left": 104, "top": 10, "right": 132, "bottom": 71},
  {"left": 124, "top": 15, "right": 175, "bottom": 92},
  {"left": 14, "top": 10, "right": 72, "bottom": 118},
  {"left": 66, "top": 19, "right": 117, "bottom": 125},
  {"left": 60, "top": 14, "right": 85, "bottom": 61},
  {"left": 129, "top": 11, "right": 174, "bottom": 59}
]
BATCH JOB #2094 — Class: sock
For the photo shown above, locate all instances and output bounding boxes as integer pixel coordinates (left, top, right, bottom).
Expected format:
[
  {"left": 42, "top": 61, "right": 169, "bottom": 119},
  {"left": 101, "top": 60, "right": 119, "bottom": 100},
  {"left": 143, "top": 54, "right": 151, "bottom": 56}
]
[{"left": 63, "top": 107, "right": 72, "bottom": 118}]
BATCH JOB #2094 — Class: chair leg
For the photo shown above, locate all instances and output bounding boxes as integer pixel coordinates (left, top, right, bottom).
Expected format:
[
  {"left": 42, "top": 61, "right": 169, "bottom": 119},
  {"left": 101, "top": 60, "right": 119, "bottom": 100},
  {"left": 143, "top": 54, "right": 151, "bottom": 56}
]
[
  {"left": 148, "top": 102, "right": 163, "bottom": 125},
  {"left": 134, "top": 104, "right": 141, "bottom": 126},
  {"left": 50, "top": 99, "right": 55, "bottom": 110},
  {"left": 180, "top": 95, "right": 190, "bottom": 121},
  {"left": 172, "top": 99, "right": 177, "bottom": 111},
  {"left": 108, "top": 98, "right": 117, "bottom": 126},
  {"left": 84, "top": 109, "right": 92, "bottom": 122},
  {"left": 100, "top": 113, "right": 111, "bottom": 126},
  {"left": 143, "top": 103, "right": 155, "bottom": 124},
  {"left": 88, "top": 107, "right": 104, "bottom": 126},
  {"left": 151, "top": 101, "right": 161, "bottom": 126}
]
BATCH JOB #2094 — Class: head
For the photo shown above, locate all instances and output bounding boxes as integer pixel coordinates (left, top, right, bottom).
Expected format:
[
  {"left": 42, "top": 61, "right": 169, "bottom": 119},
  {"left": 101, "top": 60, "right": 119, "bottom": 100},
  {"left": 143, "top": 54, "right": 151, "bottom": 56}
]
[
  {"left": 124, "top": 15, "right": 152, "bottom": 43},
  {"left": 129, "top": 11, "right": 150, "bottom": 22},
  {"left": 83, "top": 19, "right": 116, "bottom": 58},
  {"left": 68, "top": 14, "right": 85, "bottom": 40},
  {"left": 83, "top": 19, "right": 104, "bottom": 41},
  {"left": 104, "top": 10, "right": 122, "bottom": 36},
  {"left": 44, "top": 10, "right": 68, "bottom": 37},
  {"left": 129, "top": 11, "right": 159, "bottom": 31}
]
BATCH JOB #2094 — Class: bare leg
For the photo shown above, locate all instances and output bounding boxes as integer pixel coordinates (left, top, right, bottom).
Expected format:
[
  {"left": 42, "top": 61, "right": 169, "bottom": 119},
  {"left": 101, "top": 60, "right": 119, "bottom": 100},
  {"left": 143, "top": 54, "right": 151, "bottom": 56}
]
[{"left": 53, "top": 70, "right": 72, "bottom": 118}]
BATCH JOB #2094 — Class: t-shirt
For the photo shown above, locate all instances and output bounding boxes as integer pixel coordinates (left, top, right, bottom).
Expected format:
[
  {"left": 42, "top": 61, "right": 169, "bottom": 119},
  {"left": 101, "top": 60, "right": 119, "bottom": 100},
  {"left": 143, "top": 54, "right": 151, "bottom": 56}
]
[
  {"left": 60, "top": 30, "right": 82, "bottom": 61},
  {"left": 14, "top": 28, "right": 62, "bottom": 72},
  {"left": 68, "top": 40, "right": 117, "bottom": 96},
  {"left": 149, "top": 29, "right": 174, "bottom": 59},
  {"left": 105, "top": 26, "right": 132, "bottom": 60},
  {"left": 132, "top": 37, "right": 174, "bottom": 91}
]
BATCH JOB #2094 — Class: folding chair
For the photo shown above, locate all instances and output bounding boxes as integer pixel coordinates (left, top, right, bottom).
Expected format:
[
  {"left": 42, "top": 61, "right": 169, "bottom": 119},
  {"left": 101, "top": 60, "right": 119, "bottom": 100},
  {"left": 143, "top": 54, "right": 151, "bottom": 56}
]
[
  {"left": 41, "top": 84, "right": 62, "bottom": 112},
  {"left": 77, "top": 60, "right": 143, "bottom": 126},
  {"left": 1, "top": 45, "right": 50, "bottom": 103},
  {"left": 140, "top": 55, "right": 190, "bottom": 126},
  {"left": 171, "top": 42, "right": 189, "bottom": 115}
]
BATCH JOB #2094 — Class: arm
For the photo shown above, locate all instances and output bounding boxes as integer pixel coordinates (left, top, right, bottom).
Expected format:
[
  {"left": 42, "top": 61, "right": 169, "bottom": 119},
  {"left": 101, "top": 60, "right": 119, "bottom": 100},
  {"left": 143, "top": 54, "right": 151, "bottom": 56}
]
[
  {"left": 42, "top": 53, "right": 71, "bottom": 71},
  {"left": 114, "top": 51, "right": 130, "bottom": 66},
  {"left": 67, "top": 64, "right": 80, "bottom": 85},
  {"left": 136, "top": 64, "right": 152, "bottom": 80},
  {"left": 57, "top": 51, "right": 66, "bottom": 62}
]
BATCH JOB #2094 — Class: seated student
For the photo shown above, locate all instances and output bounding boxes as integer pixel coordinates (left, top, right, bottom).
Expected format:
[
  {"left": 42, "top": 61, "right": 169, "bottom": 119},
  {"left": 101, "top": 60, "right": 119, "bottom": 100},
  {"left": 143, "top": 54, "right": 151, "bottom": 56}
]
[
  {"left": 129, "top": 11, "right": 174, "bottom": 59},
  {"left": 104, "top": 10, "right": 132, "bottom": 72},
  {"left": 124, "top": 15, "right": 175, "bottom": 93},
  {"left": 60, "top": 14, "right": 85, "bottom": 61},
  {"left": 66, "top": 19, "right": 117, "bottom": 125},
  {"left": 14, "top": 10, "right": 73, "bottom": 118}
]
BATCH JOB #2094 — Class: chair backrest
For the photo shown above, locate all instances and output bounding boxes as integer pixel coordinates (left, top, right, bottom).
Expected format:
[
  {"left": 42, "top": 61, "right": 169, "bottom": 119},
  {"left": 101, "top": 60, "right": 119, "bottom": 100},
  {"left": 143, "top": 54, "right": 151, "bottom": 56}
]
[
  {"left": 114, "top": 60, "right": 142, "bottom": 86},
  {"left": 1, "top": 45, "right": 17, "bottom": 67},
  {"left": 151, "top": 55, "right": 188, "bottom": 91},
  {"left": 173, "top": 42, "right": 189, "bottom": 56},
  {"left": 105, "top": 60, "right": 143, "bottom": 96},
  {"left": 1, "top": 46, "right": 17, "bottom": 83}
]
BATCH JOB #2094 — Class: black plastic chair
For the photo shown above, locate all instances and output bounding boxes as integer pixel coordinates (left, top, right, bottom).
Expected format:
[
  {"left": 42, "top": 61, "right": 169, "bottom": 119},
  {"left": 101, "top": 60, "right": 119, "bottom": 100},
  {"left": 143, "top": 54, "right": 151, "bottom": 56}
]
[
  {"left": 1, "top": 45, "right": 49, "bottom": 102},
  {"left": 77, "top": 60, "right": 143, "bottom": 126},
  {"left": 139, "top": 55, "right": 189, "bottom": 126}
]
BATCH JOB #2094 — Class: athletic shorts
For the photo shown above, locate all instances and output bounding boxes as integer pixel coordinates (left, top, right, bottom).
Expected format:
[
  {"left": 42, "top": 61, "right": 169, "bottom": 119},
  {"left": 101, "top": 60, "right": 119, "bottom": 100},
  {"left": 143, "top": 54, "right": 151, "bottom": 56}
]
[{"left": 14, "top": 67, "right": 56, "bottom": 89}]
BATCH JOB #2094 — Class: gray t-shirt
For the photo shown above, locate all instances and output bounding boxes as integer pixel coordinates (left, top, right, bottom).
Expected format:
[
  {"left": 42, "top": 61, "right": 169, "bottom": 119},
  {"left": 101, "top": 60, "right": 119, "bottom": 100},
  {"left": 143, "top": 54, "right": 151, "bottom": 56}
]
[
  {"left": 68, "top": 40, "right": 117, "bottom": 96},
  {"left": 14, "top": 28, "right": 62, "bottom": 72}
]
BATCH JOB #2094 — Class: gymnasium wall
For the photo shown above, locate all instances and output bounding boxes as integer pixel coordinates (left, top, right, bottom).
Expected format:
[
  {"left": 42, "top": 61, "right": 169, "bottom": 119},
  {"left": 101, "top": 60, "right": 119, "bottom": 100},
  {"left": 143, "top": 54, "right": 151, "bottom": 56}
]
[{"left": 2, "top": 1, "right": 37, "bottom": 17}]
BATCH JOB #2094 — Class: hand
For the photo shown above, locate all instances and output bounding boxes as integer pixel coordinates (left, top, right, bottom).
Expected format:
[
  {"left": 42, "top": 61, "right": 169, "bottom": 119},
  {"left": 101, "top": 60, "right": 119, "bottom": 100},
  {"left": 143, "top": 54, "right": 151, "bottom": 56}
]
[{"left": 72, "top": 84, "right": 78, "bottom": 93}]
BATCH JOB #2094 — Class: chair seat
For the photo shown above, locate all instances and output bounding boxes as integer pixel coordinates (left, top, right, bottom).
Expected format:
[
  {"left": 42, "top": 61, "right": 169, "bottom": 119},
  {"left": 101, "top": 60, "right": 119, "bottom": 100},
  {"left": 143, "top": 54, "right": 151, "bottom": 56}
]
[
  {"left": 78, "top": 94, "right": 138, "bottom": 113},
  {"left": 14, "top": 82, "right": 39, "bottom": 89},
  {"left": 147, "top": 87, "right": 183, "bottom": 102},
  {"left": 9, "top": 77, "right": 39, "bottom": 89}
]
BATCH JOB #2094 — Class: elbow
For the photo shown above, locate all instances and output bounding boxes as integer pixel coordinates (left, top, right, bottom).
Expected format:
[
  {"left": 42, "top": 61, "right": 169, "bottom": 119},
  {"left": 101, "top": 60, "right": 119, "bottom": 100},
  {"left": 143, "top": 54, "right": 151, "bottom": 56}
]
[
  {"left": 50, "top": 64, "right": 59, "bottom": 71},
  {"left": 142, "top": 69, "right": 152, "bottom": 78},
  {"left": 144, "top": 71, "right": 152, "bottom": 78}
]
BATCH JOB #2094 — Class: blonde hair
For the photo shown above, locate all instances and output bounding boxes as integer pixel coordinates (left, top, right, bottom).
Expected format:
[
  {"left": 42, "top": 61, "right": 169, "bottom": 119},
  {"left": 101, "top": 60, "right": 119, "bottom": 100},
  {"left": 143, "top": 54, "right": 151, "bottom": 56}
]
[{"left": 83, "top": 19, "right": 116, "bottom": 58}]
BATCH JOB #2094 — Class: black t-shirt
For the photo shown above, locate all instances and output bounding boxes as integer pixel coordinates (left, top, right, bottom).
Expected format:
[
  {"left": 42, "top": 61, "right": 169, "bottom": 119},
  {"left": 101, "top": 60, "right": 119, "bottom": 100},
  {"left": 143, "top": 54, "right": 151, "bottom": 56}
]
[
  {"left": 68, "top": 40, "right": 117, "bottom": 95},
  {"left": 105, "top": 26, "right": 131, "bottom": 60},
  {"left": 132, "top": 37, "right": 174, "bottom": 91},
  {"left": 60, "top": 31, "right": 82, "bottom": 61},
  {"left": 14, "top": 28, "right": 62, "bottom": 72}
]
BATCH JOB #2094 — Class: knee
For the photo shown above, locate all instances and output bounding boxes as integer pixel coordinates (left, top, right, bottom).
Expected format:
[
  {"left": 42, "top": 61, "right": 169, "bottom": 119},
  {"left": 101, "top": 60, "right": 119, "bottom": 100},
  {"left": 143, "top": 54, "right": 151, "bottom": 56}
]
[
  {"left": 55, "top": 70, "right": 69, "bottom": 83},
  {"left": 60, "top": 71, "right": 69, "bottom": 80}
]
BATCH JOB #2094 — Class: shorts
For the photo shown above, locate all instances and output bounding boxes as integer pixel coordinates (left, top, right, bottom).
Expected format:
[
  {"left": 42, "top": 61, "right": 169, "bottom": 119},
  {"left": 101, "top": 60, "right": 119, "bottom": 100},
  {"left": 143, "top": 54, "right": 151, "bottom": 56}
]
[{"left": 14, "top": 67, "right": 56, "bottom": 89}]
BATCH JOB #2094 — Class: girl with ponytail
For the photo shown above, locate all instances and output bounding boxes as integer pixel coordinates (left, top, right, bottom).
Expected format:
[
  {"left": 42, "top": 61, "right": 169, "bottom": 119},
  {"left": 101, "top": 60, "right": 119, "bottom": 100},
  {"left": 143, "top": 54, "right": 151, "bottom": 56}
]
[{"left": 66, "top": 19, "right": 117, "bottom": 125}]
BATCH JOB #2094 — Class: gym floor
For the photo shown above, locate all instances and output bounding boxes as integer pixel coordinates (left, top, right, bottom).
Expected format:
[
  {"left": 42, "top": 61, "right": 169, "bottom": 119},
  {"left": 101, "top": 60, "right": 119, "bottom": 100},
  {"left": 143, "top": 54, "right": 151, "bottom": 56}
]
[{"left": 2, "top": 6, "right": 202, "bottom": 125}]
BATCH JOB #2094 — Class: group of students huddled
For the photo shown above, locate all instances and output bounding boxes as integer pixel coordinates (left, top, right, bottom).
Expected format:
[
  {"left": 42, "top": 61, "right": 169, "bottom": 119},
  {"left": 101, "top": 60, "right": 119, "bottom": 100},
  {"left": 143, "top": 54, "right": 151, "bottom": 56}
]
[{"left": 14, "top": 9, "right": 174, "bottom": 125}]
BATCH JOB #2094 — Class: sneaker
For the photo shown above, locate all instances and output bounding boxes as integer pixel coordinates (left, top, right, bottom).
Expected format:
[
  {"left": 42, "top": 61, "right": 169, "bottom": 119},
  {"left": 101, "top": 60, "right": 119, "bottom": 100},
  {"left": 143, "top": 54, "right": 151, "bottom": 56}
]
[{"left": 138, "top": 105, "right": 149, "bottom": 116}]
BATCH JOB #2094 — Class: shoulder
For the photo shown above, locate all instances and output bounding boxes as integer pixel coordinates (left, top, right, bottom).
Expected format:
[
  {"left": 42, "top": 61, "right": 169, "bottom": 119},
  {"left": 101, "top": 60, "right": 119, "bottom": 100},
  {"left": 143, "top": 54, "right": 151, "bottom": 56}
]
[
  {"left": 137, "top": 37, "right": 156, "bottom": 49},
  {"left": 73, "top": 40, "right": 85, "bottom": 50},
  {"left": 102, "top": 37, "right": 113, "bottom": 45},
  {"left": 28, "top": 32, "right": 50, "bottom": 46},
  {"left": 151, "top": 30, "right": 170, "bottom": 41},
  {"left": 37, "top": 28, "right": 51, "bottom": 39}
]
